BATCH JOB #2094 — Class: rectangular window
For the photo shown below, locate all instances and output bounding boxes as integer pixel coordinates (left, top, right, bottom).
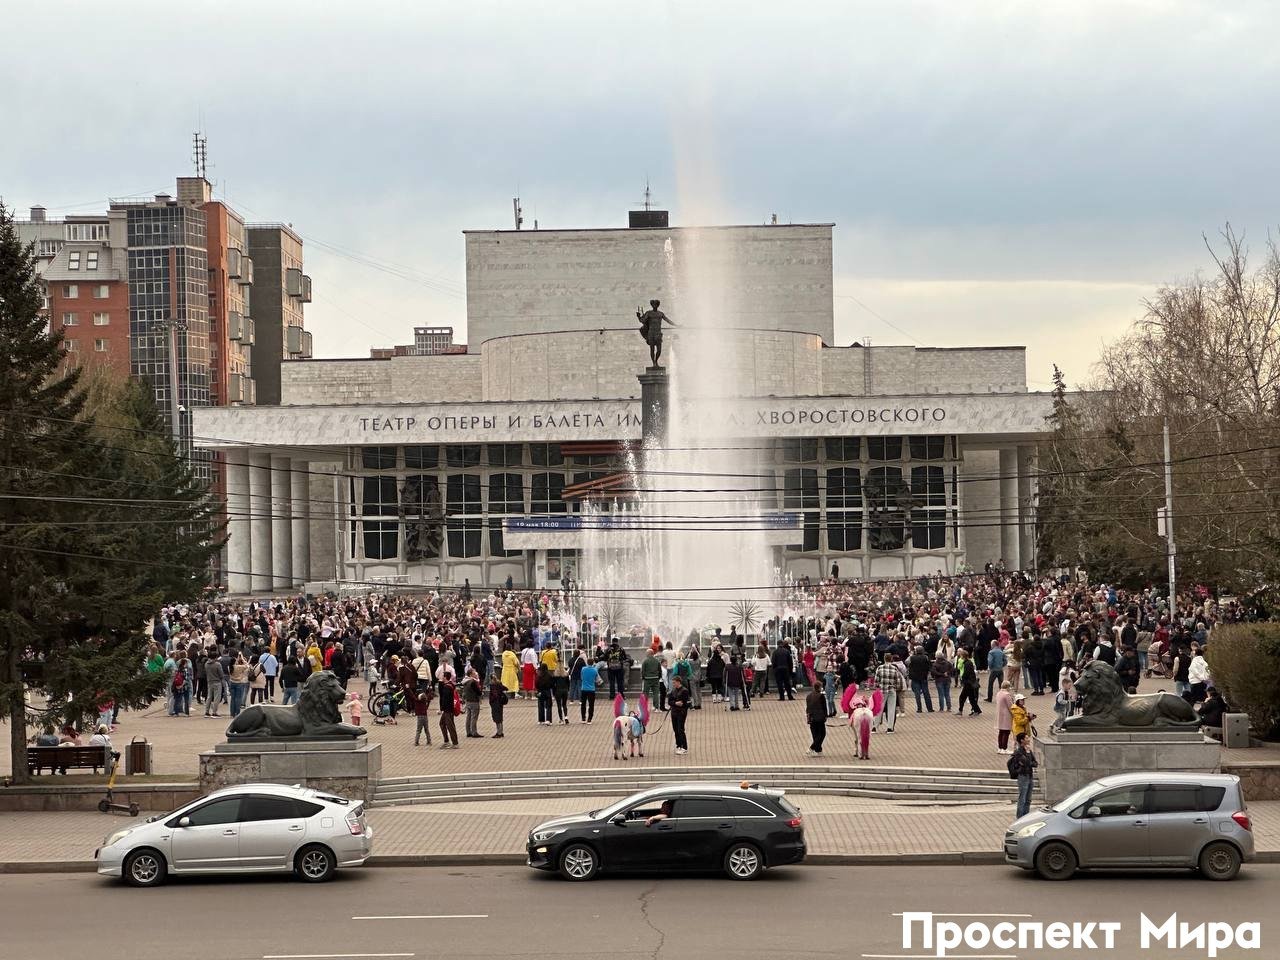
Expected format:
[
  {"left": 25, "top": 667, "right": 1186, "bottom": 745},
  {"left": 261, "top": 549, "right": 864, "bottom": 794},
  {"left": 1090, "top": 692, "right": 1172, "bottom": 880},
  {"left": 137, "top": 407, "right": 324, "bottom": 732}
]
[
  {"left": 94, "top": 284, "right": 109, "bottom": 299},
  {"left": 360, "top": 446, "right": 397, "bottom": 470},
  {"left": 910, "top": 465, "right": 947, "bottom": 549},
  {"left": 909, "top": 436, "right": 945, "bottom": 461},
  {"left": 825, "top": 437, "right": 860, "bottom": 462},
  {"left": 867, "top": 437, "right": 903, "bottom": 461},
  {"left": 826, "top": 467, "right": 863, "bottom": 551},
  {"left": 487, "top": 472, "right": 525, "bottom": 556},
  {"left": 531, "top": 473, "right": 566, "bottom": 514},
  {"left": 86, "top": 251, "right": 99, "bottom": 270},
  {"left": 783, "top": 468, "right": 820, "bottom": 552},
  {"left": 68, "top": 251, "right": 81, "bottom": 270},
  {"left": 530, "top": 443, "right": 564, "bottom": 467},
  {"left": 92, "top": 312, "right": 109, "bottom": 326},
  {"left": 361, "top": 476, "right": 398, "bottom": 560},
  {"left": 400, "top": 475, "right": 441, "bottom": 560},
  {"left": 65, "top": 339, "right": 79, "bottom": 352},
  {"left": 94, "top": 339, "right": 109, "bottom": 352},
  {"left": 487, "top": 444, "right": 523, "bottom": 467},
  {"left": 866, "top": 465, "right": 906, "bottom": 550},
  {"left": 63, "top": 284, "right": 78, "bottom": 299},
  {"left": 780, "top": 438, "right": 818, "bottom": 463},
  {"left": 446, "top": 445, "right": 481, "bottom": 468},
  {"left": 446, "top": 474, "right": 482, "bottom": 557},
  {"left": 62, "top": 312, "right": 79, "bottom": 326},
  {"left": 403, "top": 445, "right": 438, "bottom": 470}
]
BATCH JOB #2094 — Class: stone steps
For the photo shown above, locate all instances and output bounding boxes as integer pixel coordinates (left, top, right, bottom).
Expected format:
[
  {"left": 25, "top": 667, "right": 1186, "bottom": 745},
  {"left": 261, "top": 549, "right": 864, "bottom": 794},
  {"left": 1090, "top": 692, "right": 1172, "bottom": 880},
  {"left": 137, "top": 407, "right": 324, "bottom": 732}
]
[{"left": 370, "top": 764, "right": 1020, "bottom": 807}]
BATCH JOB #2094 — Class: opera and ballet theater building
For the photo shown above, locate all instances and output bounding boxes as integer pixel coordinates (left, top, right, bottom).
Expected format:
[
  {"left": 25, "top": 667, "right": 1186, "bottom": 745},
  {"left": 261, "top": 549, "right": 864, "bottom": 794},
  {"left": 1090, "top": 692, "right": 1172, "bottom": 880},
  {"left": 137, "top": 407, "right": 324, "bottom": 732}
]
[{"left": 195, "top": 211, "right": 1052, "bottom": 595}]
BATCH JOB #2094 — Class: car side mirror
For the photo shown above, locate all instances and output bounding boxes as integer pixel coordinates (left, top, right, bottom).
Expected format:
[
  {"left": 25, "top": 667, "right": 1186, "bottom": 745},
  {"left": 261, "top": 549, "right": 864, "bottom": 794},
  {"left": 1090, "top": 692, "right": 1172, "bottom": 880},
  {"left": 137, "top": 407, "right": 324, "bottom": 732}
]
[
  {"left": 177, "top": 816, "right": 191, "bottom": 828},
  {"left": 1086, "top": 806, "right": 1101, "bottom": 818},
  {"left": 609, "top": 813, "right": 626, "bottom": 826}
]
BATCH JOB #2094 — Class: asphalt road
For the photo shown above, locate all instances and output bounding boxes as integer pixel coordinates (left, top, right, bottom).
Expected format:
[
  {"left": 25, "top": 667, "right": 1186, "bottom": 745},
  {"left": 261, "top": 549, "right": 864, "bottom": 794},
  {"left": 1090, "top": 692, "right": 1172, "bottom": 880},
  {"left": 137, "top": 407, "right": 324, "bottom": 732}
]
[{"left": 3, "top": 864, "right": 1275, "bottom": 960}]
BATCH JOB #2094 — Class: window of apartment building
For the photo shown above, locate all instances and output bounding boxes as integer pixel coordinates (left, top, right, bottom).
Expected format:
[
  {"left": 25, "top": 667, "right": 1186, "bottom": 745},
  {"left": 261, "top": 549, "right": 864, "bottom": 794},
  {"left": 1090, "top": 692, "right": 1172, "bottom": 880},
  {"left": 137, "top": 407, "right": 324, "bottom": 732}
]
[
  {"left": 92, "top": 312, "right": 110, "bottom": 326},
  {"left": 62, "top": 312, "right": 79, "bottom": 326},
  {"left": 64, "top": 339, "right": 79, "bottom": 352},
  {"left": 68, "top": 251, "right": 80, "bottom": 271},
  {"left": 63, "top": 284, "right": 78, "bottom": 299},
  {"left": 86, "top": 251, "right": 99, "bottom": 270},
  {"left": 38, "top": 239, "right": 61, "bottom": 257},
  {"left": 40, "top": 295, "right": 50, "bottom": 311},
  {"left": 94, "top": 339, "right": 109, "bottom": 352},
  {"left": 94, "top": 284, "right": 109, "bottom": 299}
]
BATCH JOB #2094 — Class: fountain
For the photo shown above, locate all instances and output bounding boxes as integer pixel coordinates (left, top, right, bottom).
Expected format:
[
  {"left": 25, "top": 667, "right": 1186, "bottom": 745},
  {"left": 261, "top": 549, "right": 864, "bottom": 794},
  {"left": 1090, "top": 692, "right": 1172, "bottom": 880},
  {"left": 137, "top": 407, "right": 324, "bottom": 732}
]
[{"left": 576, "top": 233, "right": 789, "bottom": 653}]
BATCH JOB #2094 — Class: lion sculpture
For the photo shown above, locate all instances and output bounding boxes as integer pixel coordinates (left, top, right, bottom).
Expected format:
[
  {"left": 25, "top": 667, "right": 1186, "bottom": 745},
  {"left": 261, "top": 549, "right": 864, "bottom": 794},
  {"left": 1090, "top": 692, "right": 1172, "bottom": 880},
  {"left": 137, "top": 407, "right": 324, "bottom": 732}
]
[
  {"left": 225, "top": 670, "right": 366, "bottom": 740},
  {"left": 1062, "top": 660, "right": 1199, "bottom": 729}
]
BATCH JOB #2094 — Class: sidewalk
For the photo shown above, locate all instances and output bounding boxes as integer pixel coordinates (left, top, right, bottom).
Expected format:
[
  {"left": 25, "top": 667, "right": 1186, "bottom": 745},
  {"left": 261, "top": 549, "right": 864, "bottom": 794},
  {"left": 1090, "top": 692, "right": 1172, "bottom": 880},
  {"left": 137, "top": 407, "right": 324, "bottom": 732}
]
[{"left": 3, "top": 796, "right": 1278, "bottom": 871}]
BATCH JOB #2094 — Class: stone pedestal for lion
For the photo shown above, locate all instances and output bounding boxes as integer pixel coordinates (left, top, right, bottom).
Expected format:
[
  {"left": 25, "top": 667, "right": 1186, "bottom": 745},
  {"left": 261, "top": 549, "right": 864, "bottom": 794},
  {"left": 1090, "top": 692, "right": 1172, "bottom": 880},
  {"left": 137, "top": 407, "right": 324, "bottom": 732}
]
[
  {"left": 1036, "top": 731, "right": 1221, "bottom": 805},
  {"left": 199, "top": 740, "right": 382, "bottom": 803}
]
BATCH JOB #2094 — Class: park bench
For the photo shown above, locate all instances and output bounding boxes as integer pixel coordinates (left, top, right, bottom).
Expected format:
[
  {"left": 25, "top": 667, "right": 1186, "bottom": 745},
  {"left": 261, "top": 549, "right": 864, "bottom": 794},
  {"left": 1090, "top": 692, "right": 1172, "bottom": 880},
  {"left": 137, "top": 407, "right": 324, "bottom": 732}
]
[{"left": 26, "top": 744, "right": 111, "bottom": 776}]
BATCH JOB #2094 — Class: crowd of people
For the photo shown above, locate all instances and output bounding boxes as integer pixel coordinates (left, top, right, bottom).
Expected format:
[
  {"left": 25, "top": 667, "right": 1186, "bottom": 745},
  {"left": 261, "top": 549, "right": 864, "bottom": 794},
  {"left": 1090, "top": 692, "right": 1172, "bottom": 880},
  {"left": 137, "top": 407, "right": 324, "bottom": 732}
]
[{"left": 122, "top": 570, "right": 1247, "bottom": 769}]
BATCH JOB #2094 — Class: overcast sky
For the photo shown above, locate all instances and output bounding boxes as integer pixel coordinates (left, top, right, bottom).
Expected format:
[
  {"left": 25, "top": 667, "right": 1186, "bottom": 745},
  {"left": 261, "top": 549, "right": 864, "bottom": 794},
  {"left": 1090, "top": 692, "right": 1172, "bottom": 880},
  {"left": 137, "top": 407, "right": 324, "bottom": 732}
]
[{"left": 4, "top": 0, "right": 1278, "bottom": 388}]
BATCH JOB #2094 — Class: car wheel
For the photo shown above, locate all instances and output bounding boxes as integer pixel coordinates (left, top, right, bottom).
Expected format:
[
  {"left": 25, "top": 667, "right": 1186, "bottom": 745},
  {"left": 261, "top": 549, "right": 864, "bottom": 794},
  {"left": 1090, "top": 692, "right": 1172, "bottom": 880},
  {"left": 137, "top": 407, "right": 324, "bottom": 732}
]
[
  {"left": 724, "top": 842, "right": 764, "bottom": 880},
  {"left": 558, "top": 843, "right": 599, "bottom": 881},
  {"left": 1199, "top": 842, "right": 1241, "bottom": 881},
  {"left": 1033, "top": 841, "right": 1077, "bottom": 881},
  {"left": 123, "top": 848, "right": 167, "bottom": 888},
  {"left": 295, "top": 844, "right": 337, "bottom": 883}
]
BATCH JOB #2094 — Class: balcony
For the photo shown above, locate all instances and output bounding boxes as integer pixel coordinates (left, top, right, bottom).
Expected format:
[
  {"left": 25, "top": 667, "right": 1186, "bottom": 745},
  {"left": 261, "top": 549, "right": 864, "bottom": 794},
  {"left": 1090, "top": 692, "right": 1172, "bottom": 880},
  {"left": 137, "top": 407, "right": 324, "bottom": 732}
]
[
  {"left": 227, "top": 372, "right": 244, "bottom": 403},
  {"left": 238, "top": 256, "right": 253, "bottom": 286},
  {"left": 286, "top": 267, "right": 303, "bottom": 297},
  {"left": 286, "top": 325, "right": 313, "bottom": 358},
  {"left": 228, "top": 310, "right": 243, "bottom": 341},
  {"left": 227, "top": 246, "right": 242, "bottom": 279},
  {"left": 300, "top": 274, "right": 312, "bottom": 303},
  {"left": 243, "top": 317, "right": 255, "bottom": 347}
]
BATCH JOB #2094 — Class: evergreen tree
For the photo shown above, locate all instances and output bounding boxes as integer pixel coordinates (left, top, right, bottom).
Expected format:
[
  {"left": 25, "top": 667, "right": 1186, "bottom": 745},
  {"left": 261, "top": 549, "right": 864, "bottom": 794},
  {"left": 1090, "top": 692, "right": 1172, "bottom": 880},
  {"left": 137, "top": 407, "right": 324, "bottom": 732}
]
[{"left": 0, "top": 202, "right": 221, "bottom": 781}]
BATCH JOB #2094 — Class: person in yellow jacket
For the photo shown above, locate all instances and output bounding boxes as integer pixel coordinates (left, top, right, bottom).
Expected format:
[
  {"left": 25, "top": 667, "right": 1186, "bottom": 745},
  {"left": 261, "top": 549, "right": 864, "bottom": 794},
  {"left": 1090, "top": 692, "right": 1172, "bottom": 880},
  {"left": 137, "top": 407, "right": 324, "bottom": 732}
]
[
  {"left": 1010, "top": 693, "right": 1034, "bottom": 739},
  {"left": 539, "top": 643, "right": 559, "bottom": 675},
  {"left": 501, "top": 644, "right": 520, "bottom": 696},
  {"left": 305, "top": 642, "right": 323, "bottom": 675}
]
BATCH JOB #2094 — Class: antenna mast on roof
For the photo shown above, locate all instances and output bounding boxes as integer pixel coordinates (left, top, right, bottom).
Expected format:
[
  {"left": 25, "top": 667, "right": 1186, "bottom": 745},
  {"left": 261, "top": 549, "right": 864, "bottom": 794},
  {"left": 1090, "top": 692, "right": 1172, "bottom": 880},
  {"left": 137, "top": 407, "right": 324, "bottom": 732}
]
[
  {"left": 192, "top": 132, "right": 208, "bottom": 179},
  {"left": 512, "top": 197, "right": 523, "bottom": 230}
]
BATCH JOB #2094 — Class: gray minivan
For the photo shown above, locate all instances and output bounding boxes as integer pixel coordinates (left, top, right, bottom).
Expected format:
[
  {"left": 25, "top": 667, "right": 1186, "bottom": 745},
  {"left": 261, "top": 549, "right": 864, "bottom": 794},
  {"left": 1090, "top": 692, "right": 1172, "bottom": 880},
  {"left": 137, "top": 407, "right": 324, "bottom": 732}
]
[{"left": 1005, "top": 772, "right": 1254, "bottom": 881}]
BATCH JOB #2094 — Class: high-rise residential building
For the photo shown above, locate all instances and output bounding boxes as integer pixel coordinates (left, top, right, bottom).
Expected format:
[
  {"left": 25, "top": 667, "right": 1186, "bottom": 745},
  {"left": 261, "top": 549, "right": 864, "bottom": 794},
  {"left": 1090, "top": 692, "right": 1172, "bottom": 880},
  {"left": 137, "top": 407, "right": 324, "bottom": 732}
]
[
  {"left": 15, "top": 207, "right": 130, "bottom": 377},
  {"left": 246, "top": 224, "right": 312, "bottom": 404},
  {"left": 180, "top": 177, "right": 255, "bottom": 407},
  {"left": 111, "top": 191, "right": 211, "bottom": 480}
]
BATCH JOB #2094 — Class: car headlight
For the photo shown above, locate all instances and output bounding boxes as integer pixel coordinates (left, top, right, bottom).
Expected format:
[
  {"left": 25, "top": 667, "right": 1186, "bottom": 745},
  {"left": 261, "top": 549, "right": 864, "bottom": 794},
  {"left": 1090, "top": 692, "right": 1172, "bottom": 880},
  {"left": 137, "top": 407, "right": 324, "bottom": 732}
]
[
  {"left": 105, "top": 829, "right": 133, "bottom": 847},
  {"left": 1014, "top": 821, "right": 1047, "bottom": 839},
  {"left": 531, "top": 828, "right": 565, "bottom": 844}
]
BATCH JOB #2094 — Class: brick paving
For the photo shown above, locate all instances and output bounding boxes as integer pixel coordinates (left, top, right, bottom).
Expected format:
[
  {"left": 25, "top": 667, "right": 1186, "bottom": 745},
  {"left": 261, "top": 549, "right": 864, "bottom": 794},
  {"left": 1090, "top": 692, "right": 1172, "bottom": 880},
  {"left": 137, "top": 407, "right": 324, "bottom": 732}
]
[
  {"left": 3, "top": 798, "right": 1276, "bottom": 865},
  {"left": 8, "top": 674, "right": 1267, "bottom": 780}
]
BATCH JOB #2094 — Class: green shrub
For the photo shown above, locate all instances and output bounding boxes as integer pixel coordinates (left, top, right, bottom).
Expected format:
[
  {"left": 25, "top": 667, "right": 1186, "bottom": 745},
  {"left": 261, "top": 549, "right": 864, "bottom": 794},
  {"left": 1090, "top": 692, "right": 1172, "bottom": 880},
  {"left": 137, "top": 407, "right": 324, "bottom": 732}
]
[{"left": 1207, "top": 623, "right": 1280, "bottom": 738}]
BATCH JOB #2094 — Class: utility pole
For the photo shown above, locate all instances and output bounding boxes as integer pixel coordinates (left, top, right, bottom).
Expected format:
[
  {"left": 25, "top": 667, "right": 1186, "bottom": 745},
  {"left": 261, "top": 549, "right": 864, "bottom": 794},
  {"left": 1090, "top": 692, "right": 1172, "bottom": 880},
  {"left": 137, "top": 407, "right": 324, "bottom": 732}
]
[{"left": 1162, "top": 419, "right": 1177, "bottom": 604}]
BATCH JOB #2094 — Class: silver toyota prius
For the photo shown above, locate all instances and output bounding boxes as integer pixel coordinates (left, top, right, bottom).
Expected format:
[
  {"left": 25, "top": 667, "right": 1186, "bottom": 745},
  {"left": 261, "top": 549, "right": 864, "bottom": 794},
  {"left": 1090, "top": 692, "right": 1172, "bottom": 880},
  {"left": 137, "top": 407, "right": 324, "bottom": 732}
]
[
  {"left": 96, "top": 783, "right": 374, "bottom": 886},
  {"left": 1005, "top": 772, "right": 1254, "bottom": 881}
]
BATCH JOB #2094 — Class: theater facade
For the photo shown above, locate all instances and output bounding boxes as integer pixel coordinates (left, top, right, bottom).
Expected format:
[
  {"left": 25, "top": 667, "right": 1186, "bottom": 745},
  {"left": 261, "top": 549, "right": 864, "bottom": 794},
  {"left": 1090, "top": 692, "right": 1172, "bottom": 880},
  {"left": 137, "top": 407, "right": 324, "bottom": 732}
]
[{"left": 194, "top": 219, "right": 1054, "bottom": 594}]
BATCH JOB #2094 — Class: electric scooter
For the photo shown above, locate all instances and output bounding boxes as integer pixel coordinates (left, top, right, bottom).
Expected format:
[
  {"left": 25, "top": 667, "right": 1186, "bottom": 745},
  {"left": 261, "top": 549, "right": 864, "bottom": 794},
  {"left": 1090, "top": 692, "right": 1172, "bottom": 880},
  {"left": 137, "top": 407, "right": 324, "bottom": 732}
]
[{"left": 97, "top": 753, "right": 139, "bottom": 817}]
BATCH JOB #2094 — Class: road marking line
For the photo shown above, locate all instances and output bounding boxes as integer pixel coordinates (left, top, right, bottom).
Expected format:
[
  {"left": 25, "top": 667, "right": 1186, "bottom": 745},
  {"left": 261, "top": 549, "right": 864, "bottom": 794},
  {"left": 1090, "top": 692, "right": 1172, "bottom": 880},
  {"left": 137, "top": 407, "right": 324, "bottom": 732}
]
[
  {"left": 861, "top": 955, "right": 1017, "bottom": 959},
  {"left": 351, "top": 915, "right": 488, "bottom": 920}
]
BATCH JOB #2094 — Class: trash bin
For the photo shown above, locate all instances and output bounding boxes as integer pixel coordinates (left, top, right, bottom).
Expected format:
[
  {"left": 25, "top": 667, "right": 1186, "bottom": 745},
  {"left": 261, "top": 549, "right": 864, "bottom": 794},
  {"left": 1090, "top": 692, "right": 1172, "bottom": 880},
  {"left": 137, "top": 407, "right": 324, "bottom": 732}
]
[
  {"left": 125, "top": 737, "right": 152, "bottom": 775},
  {"left": 1223, "top": 714, "right": 1250, "bottom": 749}
]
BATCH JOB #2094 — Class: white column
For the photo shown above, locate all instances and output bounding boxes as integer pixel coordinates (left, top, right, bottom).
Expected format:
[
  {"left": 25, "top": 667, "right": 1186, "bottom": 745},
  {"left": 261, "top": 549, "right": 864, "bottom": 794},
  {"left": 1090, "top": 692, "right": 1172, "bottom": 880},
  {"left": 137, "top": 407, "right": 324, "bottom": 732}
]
[
  {"left": 248, "top": 452, "right": 274, "bottom": 593},
  {"left": 999, "top": 447, "right": 1020, "bottom": 570},
  {"left": 291, "top": 459, "right": 311, "bottom": 585},
  {"left": 226, "top": 450, "right": 252, "bottom": 594},
  {"left": 270, "top": 454, "right": 293, "bottom": 591},
  {"left": 1017, "top": 445, "right": 1035, "bottom": 572}
]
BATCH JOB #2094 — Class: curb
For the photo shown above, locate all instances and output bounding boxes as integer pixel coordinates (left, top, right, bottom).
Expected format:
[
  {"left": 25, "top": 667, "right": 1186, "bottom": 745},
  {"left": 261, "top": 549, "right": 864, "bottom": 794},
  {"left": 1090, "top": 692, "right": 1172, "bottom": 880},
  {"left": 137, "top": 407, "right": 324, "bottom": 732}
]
[{"left": 8, "top": 850, "right": 1278, "bottom": 875}]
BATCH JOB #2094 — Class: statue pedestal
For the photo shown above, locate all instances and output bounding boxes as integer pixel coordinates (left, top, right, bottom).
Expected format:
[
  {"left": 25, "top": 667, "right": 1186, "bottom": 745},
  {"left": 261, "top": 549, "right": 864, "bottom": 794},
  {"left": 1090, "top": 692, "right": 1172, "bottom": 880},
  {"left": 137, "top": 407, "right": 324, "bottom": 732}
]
[
  {"left": 199, "top": 740, "right": 382, "bottom": 803},
  {"left": 1035, "top": 729, "right": 1220, "bottom": 805},
  {"left": 637, "top": 366, "right": 670, "bottom": 447}
]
